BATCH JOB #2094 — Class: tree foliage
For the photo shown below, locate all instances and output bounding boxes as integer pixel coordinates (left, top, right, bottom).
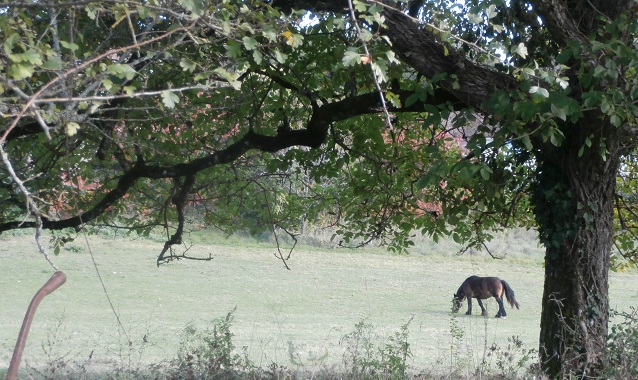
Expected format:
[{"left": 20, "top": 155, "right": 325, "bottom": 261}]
[{"left": 2, "top": 0, "right": 638, "bottom": 377}]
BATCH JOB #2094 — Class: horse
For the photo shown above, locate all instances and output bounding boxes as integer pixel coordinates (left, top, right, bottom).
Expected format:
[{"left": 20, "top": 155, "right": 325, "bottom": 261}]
[{"left": 452, "top": 275, "right": 520, "bottom": 318}]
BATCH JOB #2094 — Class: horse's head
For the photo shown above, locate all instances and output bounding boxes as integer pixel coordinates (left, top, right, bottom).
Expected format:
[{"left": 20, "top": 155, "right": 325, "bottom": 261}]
[{"left": 452, "top": 292, "right": 463, "bottom": 313}]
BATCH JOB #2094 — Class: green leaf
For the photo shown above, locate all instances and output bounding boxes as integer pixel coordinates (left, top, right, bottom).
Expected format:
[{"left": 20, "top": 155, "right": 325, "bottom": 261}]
[
  {"left": 371, "top": 61, "right": 388, "bottom": 83},
  {"left": 242, "top": 36, "right": 258, "bottom": 51},
  {"left": 548, "top": 128, "right": 565, "bottom": 146},
  {"left": 178, "top": 0, "right": 203, "bottom": 16},
  {"left": 521, "top": 135, "right": 533, "bottom": 150},
  {"left": 43, "top": 56, "right": 63, "bottom": 70},
  {"left": 485, "top": 4, "right": 498, "bottom": 19},
  {"left": 262, "top": 27, "right": 278, "bottom": 42},
  {"left": 405, "top": 89, "right": 426, "bottom": 108},
  {"left": 224, "top": 41, "right": 242, "bottom": 58},
  {"left": 582, "top": 91, "right": 602, "bottom": 108},
  {"left": 385, "top": 91, "right": 401, "bottom": 108},
  {"left": 252, "top": 50, "right": 263, "bottom": 64},
  {"left": 431, "top": 72, "right": 448, "bottom": 83},
  {"left": 359, "top": 29, "right": 374, "bottom": 42},
  {"left": 239, "top": 22, "right": 255, "bottom": 34},
  {"left": 556, "top": 49, "right": 573, "bottom": 64},
  {"left": 60, "top": 40, "right": 79, "bottom": 51},
  {"left": 556, "top": 77, "right": 569, "bottom": 89},
  {"left": 529, "top": 86, "right": 549, "bottom": 98},
  {"left": 123, "top": 85, "right": 136, "bottom": 96},
  {"left": 610, "top": 114, "right": 622, "bottom": 127},
  {"left": 21, "top": 49, "right": 43, "bottom": 65},
  {"left": 213, "top": 68, "right": 241, "bottom": 90},
  {"left": 353, "top": 0, "right": 368, "bottom": 12},
  {"left": 180, "top": 58, "right": 197, "bottom": 72},
  {"left": 101, "top": 78, "right": 115, "bottom": 92},
  {"left": 274, "top": 50, "right": 287, "bottom": 64},
  {"left": 8, "top": 63, "right": 33, "bottom": 80},
  {"left": 591, "top": 40, "right": 606, "bottom": 52},
  {"left": 108, "top": 63, "right": 136, "bottom": 80},
  {"left": 512, "top": 43, "right": 528, "bottom": 59},
  {"left": 342, "top": 49, "right": 360, "bottom": 67},
  {"left": 3, "top": 33, "right": 20, "bottom": 54},
  {"left": 513, "top": 101, "right": 539, "bottom": 121},
  {"left": 65, "top": 122, "right": 81, "bottom": 136},
  {"left": 480, "top": 166, "right": 491, "bottom": 180},
  {"left": 289, "top": 33, "right": 304, "bottom": 48},
  {"left": 551, "top": 103, "right": 567, "bottom": 121},
  {"left": 161, "top": 90, "right": 180, "bottom": 109},
  {"left": 468, "top": 13, "right": 482, "bottom": 24}
]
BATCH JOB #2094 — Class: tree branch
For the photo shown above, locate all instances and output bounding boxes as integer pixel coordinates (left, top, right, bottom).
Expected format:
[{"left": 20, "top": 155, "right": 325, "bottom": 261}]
[{"left": 0, "top": 88, "right": 443, "bottom": 234}]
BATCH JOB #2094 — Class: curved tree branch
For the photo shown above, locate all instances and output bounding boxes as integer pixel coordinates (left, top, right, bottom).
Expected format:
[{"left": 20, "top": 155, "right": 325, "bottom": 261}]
[
  {"left": 529, "top": 0, "right": 634, "bottom": 47},
  {"left": 379, "top": 5, "right": 519, "bottom": 112},
  {"left": 0, "top": 87, "right": 452, "bottom": 235},
  {"left": 157, "top": 175, "right": 196, "bottom": 265}
]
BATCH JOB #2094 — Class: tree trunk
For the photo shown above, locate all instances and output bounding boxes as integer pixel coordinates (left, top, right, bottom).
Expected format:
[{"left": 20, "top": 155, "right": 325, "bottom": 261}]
[{"left": 533, "top": 117, "right": 619, "bottom": 378}]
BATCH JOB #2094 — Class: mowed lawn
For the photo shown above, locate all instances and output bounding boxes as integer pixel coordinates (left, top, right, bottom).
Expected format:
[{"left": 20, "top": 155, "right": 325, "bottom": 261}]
[{"left": 1, "top": 230, "right": 637, "bottom": 376}]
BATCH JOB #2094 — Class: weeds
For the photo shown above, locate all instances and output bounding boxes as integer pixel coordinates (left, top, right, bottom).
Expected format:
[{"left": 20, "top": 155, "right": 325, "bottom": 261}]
[
  {"left": 444, "top": 310, "right": 539, "bottom": 379},
  {"left": 341, "top": 319, "right": 377, "bottom": 378},
  {"left": 170, "top": 307, "right": 257, "bottom": 379},
  {"left": 340, "top": 317, "right": 414, "bottom": 379},
  {"left": 484, "top": 335, "right": 538, "bottom": 379},
  {"left": 15, "top": 308, "right": 638, "bottom": 380},
  {"left": 606, "top": 307, "right": 638, "bottom": 379},
  {"left": 18, "top": 306, "right": 638, "bottom": 379},
  {"left": 447, "top": 310, "right": 467, "bottom": 376}
]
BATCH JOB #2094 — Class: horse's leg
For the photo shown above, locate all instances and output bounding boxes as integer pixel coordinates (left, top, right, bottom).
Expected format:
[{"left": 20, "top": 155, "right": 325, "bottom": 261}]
[
  {"left": 495, "top": 297, "right": 507, "bottom": 318},
  {"left": 465, "top": 297, "right": 472, "bottom": 315},
  {"left": 477, "top": 299, "right": 487, "bottom": 316}
]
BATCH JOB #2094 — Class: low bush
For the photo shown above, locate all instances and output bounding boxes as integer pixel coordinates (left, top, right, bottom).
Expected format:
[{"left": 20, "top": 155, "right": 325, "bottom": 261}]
[{"left": 606, "top": 307, "right": 638, "bottom": 379}]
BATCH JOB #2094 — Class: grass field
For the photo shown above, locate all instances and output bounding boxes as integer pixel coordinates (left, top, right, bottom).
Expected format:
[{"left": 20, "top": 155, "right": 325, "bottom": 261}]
[{"left": 1, "top": 228, "right": 637, "bottom": 378}]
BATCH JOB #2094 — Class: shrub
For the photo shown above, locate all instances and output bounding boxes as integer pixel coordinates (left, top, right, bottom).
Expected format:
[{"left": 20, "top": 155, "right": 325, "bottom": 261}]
[
  {"left": 484, "top": 335, "right": 538, "bottom": 379},
  {"left": 170, "top": 308, "right": 257, "bottom": 379},
  {"left": 606, "top": 307, "right": 638, "bottom": 379},
  {"left": 340, "top": 317, "right": 413, "bottom": 379}
]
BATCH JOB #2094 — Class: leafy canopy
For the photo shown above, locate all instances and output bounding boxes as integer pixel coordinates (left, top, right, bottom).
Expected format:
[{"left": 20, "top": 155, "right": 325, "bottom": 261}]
[{"left": 0, "top": 0, "right": 637, "bottom": 268}]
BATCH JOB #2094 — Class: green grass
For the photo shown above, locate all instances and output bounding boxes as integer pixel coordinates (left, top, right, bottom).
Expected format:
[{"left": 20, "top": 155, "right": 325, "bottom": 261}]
[{"left": 1, "top": 228, "right": 637, "bottom": 378}]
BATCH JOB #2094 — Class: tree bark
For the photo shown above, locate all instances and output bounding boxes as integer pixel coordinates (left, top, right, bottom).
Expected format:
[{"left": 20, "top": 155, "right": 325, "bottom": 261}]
[
  {"left": 532, "top": 114, "right": 618, "bottom": 377},
  {"left": 378, "top": 5, "right": 622, "bottom": 377},
  {"left": 381, "top": 6, "right": 519, "bottom": 112}
]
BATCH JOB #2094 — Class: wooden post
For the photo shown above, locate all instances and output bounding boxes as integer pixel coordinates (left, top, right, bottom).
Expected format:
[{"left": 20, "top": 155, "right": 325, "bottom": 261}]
[{"left": 7, "top": 271, "right": 66, "bottom": 380}]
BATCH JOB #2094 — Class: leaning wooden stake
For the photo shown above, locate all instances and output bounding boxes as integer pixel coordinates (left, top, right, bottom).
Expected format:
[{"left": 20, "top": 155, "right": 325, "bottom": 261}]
[{"left": 7, "top": 271, "right": 66, "bottom": 380}]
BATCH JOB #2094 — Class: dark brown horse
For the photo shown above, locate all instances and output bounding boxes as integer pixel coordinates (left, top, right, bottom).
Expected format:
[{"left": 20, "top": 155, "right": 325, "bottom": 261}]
[{"left": 452, "top": 276, "right": 520, "bottom": 318}]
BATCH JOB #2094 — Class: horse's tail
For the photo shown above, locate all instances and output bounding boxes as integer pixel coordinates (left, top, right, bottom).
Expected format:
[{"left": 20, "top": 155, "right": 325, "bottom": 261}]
[{"left": 501, "top": 280, "right": 520, "bottom": 309}]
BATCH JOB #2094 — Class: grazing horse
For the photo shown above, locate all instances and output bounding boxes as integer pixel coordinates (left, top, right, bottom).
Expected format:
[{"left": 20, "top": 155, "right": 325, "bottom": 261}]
[{"left": 452, "top": 276, "right": 520, "bottom": 318}]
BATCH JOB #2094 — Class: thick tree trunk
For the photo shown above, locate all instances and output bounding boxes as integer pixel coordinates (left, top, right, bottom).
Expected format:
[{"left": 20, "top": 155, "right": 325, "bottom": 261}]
[
  {"left": 380, "top": 5, "right": 623, "bottom": 376},
  {"left": 533, "top": 117, "right": 619, "bottom": 378}
]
